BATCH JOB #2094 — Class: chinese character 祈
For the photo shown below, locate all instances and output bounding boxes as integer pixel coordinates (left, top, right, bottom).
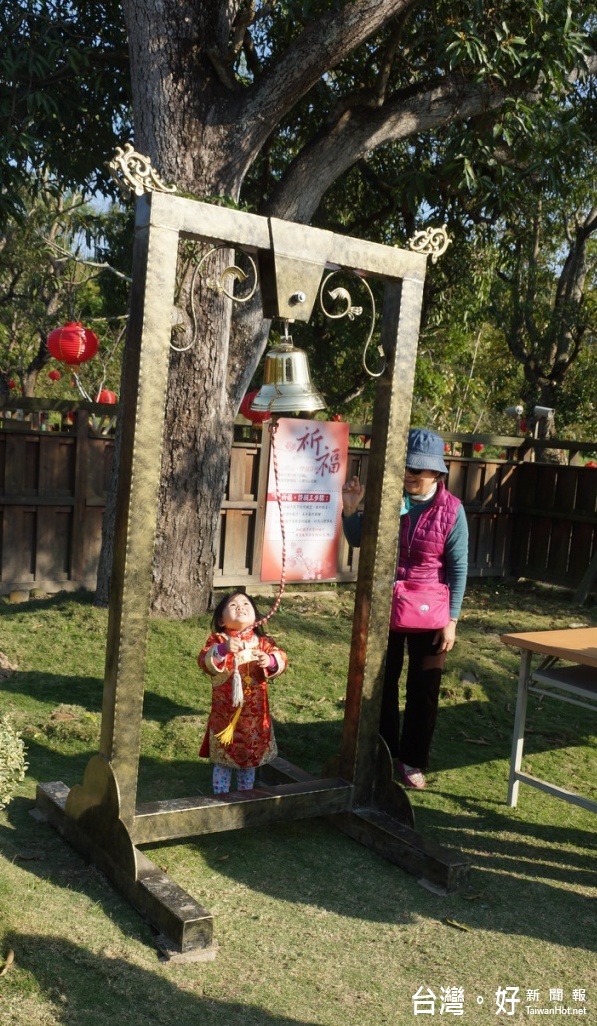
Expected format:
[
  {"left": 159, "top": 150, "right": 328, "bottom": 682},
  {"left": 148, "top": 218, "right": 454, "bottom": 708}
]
[{"left": 297, "top": 427, "right": 324, "bottom": 456}]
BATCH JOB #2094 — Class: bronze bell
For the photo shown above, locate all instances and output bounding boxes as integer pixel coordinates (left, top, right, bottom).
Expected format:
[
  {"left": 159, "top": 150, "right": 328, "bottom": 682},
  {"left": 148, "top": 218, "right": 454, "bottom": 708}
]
[{"left": 250, "top": 340, "right": 326, "bottom": 413}]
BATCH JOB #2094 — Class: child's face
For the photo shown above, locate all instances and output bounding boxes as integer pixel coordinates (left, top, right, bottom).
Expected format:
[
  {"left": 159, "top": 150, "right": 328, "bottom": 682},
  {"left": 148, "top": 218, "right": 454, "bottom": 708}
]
[{"left": 220, "top": 594, "right": 255, "bottom": 631}]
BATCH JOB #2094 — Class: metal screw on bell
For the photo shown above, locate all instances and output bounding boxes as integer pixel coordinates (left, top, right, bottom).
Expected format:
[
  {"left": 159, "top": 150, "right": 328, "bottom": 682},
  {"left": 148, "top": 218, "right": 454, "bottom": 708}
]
[{"left": 250, "top": 338, "right": 326, "bottom": 414}]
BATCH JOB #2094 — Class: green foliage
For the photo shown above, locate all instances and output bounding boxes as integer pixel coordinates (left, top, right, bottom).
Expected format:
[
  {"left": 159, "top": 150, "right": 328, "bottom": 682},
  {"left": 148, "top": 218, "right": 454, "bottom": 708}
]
[
  {"left": 243, "top": 0, "right": 595, "bottom": 228},
  {"left": 1, "top": 1, "right": 596, "bottom": 435},
  {"left": 0, "top": 183, "right": 130, "bottom": 397},
  {"left": 0, "top": 0, "right": 130, "bottom": 222},
  {"left": 485, "top": 167, "right": 597, "bottom": 420},
  {"left": 0, "top": 716, "right": 27, "bottom": 808}
]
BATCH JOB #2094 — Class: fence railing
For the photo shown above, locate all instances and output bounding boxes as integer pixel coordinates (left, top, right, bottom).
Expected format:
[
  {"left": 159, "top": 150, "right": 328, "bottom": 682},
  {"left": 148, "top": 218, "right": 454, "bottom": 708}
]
[{"left": 2, "top": 400, "right": 597, "bottom": 597}]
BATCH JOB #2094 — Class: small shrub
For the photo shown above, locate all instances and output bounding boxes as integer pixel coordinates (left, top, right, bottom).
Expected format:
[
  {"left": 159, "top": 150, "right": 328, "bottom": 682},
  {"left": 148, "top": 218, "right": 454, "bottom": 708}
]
[{"left": 0, "top": 716, "right": 28, "bottom": 808}]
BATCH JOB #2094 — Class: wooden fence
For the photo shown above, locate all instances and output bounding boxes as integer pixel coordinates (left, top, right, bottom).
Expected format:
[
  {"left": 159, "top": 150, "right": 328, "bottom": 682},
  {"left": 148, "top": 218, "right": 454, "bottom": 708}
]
[
  {"left": 2, "top": 400, "right": 597, "bottom": 597},
  {"left": 0, "top": 402, "right": 114, "bottom": 594}
]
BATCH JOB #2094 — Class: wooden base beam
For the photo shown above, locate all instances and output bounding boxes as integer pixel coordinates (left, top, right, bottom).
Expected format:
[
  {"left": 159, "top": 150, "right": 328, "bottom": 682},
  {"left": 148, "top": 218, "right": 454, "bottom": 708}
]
[{"left": 35, "top": 782, "right": 217, "bottom": 959}]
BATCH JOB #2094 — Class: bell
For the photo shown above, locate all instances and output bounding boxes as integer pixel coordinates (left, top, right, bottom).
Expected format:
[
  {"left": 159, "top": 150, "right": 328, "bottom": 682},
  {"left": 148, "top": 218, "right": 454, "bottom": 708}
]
[{"left": 250, "top": 341, "right": 326, "bottom": 413}]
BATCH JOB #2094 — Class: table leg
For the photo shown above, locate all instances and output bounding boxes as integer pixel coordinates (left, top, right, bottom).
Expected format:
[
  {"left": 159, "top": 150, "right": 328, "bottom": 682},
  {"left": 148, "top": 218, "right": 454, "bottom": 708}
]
[{"left": 507, "top": 649, "right": 532, "bottom": 807}]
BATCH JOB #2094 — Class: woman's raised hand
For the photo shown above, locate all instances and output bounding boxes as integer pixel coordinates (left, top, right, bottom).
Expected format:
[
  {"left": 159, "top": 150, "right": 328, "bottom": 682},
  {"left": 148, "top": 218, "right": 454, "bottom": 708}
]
[{"left": 341, "top": 476, "right": 365, "bottom": 517}]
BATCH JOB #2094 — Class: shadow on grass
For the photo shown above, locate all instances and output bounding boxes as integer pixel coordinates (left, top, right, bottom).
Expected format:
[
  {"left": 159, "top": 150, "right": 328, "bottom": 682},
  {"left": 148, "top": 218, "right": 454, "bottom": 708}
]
[
  {"left": 3, "top": 766, "right": 597, "bottom": 958},
  {"left": 2, "top": 668, "right": 199, "bottom": 724},
  {"left": 433, "top": 698, "right": 596, "bottom": 770},
  {"left": 418, "top": 793, "right": 597, "bottom": 885},
  {"left": 1, "top": 670, "right": 104, "bottom": 711},
  {"left": 5, "top": 931, "right": 325, "bottom": 1026},
  {"left": 0, "top": 589, "right": 97, "bottom": 616}
]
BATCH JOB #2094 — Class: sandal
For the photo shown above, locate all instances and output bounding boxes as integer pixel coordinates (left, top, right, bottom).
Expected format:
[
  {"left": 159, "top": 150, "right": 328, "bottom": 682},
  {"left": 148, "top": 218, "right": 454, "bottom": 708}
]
[{"left": 398, "top": 762, "right": 426, "bottom": 790}]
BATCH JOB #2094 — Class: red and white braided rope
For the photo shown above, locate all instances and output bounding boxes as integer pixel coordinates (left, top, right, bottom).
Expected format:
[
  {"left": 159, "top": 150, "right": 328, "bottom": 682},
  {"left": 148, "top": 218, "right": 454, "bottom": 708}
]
[{"left": 253, "top": 418, "right": 287, "bottom": 629}]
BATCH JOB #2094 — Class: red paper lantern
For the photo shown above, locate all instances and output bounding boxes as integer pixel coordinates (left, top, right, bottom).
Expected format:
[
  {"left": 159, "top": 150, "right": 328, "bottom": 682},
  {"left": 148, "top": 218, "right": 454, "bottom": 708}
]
[
  {"left": 48, "top": 369, "right": 62, "bottom": 382},
  {"left": 473, "top": 442, "right": 484, "bottom": 452},
  {"left": 240, "top": 390, "right": 270, "bottom": 424},
  {"left": 7, "top": 379, "right": 16, "bottom": 389},
  {"left": 46, "top": 322, "right": 99, "bottom": 366},
  {"left": 585, "top": 461, "right": 597, "bottom": 468},
  {"left": 96, "top": 389, "right": 117, "bottom": 404}
]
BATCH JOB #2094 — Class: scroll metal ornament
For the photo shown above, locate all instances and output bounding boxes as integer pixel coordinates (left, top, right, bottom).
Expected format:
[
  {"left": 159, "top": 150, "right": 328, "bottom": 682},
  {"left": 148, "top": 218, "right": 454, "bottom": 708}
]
[
  {"left": 406, "top": 224, "right": 452, "bottom": 264},
  {"left": 105, "top": 144, "right": 178, "bottom": 200},
  {"left": 171, "top": 245, "right": 259, "bottom": 352},
  {"left": 319, "top": 271, "right": 385, "bottom": 378}
]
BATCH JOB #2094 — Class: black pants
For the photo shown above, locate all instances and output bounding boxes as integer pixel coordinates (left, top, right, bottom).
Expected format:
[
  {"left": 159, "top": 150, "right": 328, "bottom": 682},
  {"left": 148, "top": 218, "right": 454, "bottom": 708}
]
[{"left": 380, "top": 629, "right": 447, "bottom": 770}]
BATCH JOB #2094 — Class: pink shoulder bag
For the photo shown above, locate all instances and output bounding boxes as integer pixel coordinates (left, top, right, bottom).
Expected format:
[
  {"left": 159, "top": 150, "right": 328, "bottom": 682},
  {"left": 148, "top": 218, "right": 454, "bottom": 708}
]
[{"left": 390, "top": 579, "right": 450, "bottom": 632}]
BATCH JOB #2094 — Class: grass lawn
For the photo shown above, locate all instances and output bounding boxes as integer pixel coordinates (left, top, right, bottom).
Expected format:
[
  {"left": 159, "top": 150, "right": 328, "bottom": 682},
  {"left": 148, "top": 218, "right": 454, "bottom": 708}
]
[{"left": 1, "top": 579, "right": 597, "bottom": 1025}]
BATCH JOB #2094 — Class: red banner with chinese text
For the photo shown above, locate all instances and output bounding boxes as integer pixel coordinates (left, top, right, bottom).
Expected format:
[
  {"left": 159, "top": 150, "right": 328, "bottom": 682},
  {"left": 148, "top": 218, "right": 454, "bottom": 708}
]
[{"left": 260, "top": 418, "right": 349, "bottom": 583}]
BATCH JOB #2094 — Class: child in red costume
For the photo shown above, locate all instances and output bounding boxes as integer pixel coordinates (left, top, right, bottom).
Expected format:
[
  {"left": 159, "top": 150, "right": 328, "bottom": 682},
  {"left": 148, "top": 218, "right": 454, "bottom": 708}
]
[{"left": 198, "top": 591, "right": 287, "bottom": 794}]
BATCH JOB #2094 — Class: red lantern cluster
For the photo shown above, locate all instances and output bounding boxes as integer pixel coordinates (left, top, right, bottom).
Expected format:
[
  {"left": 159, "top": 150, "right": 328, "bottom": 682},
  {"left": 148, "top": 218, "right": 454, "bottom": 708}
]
[
  {"left": 96, "top": 389, "right": 117, "bottom": 404},
  {"left": 46, "top": 322, "right": 99, "bottom": 366},
  {"left": 48, "top": 369, "right": 62, "bottom": 382},
  {"left": 240, "top": 390, "right": 270, "bottom": 424}
]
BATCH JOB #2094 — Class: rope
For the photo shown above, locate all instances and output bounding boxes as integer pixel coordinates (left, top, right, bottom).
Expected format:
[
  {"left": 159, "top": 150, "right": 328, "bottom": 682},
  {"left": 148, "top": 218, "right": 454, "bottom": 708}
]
[
  {"left": 215, "top": 428, "right": 287, "bottom": 747},
  {"left": 253, "top": 417, "right": 287, "bottom": 629}
]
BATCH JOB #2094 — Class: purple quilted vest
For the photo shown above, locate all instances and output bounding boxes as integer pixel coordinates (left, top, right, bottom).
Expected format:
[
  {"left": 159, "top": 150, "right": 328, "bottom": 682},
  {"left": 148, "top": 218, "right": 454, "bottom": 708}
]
[{"left": 396, "top": 481, "right": 461, "bottom": 583}]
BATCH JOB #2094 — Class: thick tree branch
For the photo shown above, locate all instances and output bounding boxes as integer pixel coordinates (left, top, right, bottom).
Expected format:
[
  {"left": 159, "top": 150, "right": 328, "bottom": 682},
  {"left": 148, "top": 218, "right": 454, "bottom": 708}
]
[
  {"left": 264, "top": 74, "right": 523, "bottom": 222},
  {"left": 238, "top": 0, "right": 415, "bottom": 151}
]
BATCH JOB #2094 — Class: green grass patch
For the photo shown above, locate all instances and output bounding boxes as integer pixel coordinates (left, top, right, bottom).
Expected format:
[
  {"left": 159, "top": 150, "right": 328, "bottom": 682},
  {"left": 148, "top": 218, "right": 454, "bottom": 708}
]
[{"left": 1, "top": 581, "right": 597, "bottom": 1025}]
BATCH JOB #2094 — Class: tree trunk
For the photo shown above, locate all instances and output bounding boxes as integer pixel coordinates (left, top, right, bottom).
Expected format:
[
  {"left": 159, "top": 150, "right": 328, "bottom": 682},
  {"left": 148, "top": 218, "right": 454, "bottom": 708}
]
[
  {"left": 97, "top": 2, "right": 268, "bottom": 616},
  {"left": 151, "top": 252, "right": 237, "bottom": 617},
  {"left": 95, "top": 0, "right": 593, "bottom": 616}
]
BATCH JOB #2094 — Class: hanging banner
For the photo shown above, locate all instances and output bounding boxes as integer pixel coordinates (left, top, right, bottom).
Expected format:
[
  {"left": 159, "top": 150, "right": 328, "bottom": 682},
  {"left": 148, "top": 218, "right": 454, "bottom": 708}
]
[{"left": 261, "top": 418, "right": 350, "bottom": 583}]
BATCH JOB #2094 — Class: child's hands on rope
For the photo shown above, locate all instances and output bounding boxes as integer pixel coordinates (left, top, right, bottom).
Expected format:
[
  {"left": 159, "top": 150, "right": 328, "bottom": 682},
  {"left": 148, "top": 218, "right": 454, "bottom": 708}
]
[{"left": 226, "top": 636, "right": 244, "bottom": 654}]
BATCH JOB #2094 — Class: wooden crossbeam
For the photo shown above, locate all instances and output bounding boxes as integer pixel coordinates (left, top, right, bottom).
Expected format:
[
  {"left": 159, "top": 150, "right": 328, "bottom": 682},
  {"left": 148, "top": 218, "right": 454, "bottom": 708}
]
[{"left": 131, "top": 777, "right": 354, "bottom": 844}]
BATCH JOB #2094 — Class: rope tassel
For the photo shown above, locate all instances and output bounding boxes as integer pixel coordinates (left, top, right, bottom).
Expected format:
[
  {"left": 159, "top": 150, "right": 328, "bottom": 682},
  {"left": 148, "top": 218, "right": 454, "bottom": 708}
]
[
  {"left": 215, "top": 654, "right": 244, "bottom": 746},
  {"left": 231, "top": 666, "right": 243, "bottom": 707},
  {"left": 215, "top": 703, "right": 243, "bottom": 746}
]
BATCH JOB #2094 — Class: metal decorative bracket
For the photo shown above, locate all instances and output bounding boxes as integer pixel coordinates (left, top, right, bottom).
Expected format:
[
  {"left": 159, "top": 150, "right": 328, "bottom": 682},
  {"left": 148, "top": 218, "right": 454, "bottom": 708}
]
[
  {"left": 172, "top": 245, "right": 259, "bottom": 352},
  {"left": 106, "top": 143, "right": 178, "bottom": 200},
  {"left": 319, "top": 270, "right": 384, "bottom": 378},
  {"left": 406, "top": 224, "right": 452, "bottom": 264}
]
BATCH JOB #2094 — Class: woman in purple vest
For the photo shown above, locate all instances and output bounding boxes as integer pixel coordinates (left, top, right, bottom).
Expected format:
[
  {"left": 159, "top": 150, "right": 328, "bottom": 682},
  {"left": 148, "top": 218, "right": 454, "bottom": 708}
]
[{"left": 341, "top": 428, "right": 468, "bottom": 790}]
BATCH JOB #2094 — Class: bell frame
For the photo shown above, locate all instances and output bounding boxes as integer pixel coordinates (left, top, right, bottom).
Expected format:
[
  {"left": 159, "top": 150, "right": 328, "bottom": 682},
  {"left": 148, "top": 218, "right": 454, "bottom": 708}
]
[{"left": 36, "top": 193, "right": 470, "bottom": 961}]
